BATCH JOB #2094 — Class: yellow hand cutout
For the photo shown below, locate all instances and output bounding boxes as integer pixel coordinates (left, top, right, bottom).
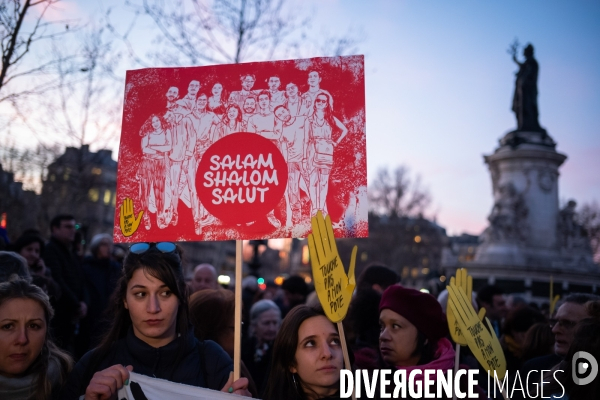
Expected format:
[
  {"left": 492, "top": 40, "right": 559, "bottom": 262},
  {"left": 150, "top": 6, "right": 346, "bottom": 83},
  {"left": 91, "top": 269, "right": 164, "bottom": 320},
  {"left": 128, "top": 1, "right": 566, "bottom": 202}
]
[
  {"left": 447, "top": 268, "right": 473, "bottom": 345},
  {"left": 119, "top": 197, "right": 144, "bottom": 237},
  {"left": 447, "top": 283, "right": 507, "bottom": 380},
  {"left": 308, "top": 211, "right": 357, "bottom": 323}
]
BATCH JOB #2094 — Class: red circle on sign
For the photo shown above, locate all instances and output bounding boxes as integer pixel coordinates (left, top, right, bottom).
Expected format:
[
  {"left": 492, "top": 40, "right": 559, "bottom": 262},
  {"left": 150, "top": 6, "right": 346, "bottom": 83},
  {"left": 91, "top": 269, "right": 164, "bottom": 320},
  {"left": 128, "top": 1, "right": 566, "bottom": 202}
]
[{"left": 196, "top": 132, "right": 288, "bottom": 225}]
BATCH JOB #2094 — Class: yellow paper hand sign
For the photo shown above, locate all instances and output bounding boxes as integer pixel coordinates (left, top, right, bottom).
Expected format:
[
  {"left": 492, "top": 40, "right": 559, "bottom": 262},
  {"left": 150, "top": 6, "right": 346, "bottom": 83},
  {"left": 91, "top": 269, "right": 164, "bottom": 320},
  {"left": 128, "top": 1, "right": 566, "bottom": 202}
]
[
  {"left": 447, "top": 283, "right": 507, "bottom": 380},
  {"left": 119, "top": 197, "right": 144, "bottom": 237},
  {"left": 447, "top": 268, "right": 473, "bottom": 346},
  {"left": 308, "top": 211, "right": 357, "bottom": 323}
]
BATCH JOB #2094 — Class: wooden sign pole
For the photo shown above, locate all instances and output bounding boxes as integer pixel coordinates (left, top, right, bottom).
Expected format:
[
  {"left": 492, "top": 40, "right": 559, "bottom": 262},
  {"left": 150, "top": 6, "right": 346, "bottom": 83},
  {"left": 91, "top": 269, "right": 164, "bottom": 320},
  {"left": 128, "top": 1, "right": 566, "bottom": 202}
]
[
  {"left": 336, "top": 321, "right": 356, "bottom": 400},
  {"left": 452, "top": 344, "right": 460, "bottom": 400},
  {"left": 234, "top": 240, "right": 243, "bottom": 381}
]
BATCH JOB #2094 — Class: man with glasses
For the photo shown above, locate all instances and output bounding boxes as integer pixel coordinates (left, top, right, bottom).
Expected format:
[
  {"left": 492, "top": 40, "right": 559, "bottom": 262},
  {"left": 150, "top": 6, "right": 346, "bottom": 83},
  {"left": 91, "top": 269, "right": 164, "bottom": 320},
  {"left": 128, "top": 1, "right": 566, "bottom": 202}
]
[{"left": 519, "top": 293, "right": 600, "bottom": 386}]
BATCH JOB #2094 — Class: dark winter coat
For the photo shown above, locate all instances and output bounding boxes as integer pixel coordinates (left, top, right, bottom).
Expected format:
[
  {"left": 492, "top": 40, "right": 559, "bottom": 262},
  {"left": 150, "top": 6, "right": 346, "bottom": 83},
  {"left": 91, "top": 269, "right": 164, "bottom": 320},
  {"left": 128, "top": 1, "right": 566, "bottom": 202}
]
[
  {"left": 79, "top": 255, "right": 121, "bottom": 347},
  {"left": 42, "top": 237, "right": 88, "bottom": 349},
  {"left": 60, "top": 328, "right": 232, "bottom": 399}
]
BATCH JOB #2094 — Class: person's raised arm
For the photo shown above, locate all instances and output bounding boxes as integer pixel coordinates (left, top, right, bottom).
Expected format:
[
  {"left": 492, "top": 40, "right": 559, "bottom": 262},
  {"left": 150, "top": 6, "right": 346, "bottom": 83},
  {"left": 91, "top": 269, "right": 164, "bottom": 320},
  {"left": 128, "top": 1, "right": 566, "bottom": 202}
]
[{"left": 333, "top": 116, "right": 348, "bottom": 147}]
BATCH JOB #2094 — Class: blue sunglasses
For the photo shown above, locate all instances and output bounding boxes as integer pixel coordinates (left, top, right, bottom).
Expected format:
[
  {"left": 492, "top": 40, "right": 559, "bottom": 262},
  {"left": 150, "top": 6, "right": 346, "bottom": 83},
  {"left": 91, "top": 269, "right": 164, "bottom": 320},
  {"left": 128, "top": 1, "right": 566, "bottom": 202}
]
[{"left": 129, "top": 242, "right": 177, "bottom": 254}]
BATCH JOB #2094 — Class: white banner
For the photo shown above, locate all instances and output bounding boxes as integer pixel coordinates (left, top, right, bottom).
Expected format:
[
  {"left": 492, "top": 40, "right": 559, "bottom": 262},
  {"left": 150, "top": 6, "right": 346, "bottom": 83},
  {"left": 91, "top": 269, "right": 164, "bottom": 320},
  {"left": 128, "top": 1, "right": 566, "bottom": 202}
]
[{"left": 114, "top": 372, "right": 239, "bottom": 400}]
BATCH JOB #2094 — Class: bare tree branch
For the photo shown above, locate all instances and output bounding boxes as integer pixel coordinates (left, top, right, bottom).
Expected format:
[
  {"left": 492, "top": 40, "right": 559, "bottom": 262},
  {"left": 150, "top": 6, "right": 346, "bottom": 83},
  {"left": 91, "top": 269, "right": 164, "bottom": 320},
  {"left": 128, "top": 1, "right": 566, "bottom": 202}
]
[
  {"left": 115, "top": 0, "right": 362, "bottom": 67},
  {"left": 368, "top": 165, "right": 432, "bottom": 218},
  {"left": 0, "top": 0, "right": 76, "bottom": 103}
]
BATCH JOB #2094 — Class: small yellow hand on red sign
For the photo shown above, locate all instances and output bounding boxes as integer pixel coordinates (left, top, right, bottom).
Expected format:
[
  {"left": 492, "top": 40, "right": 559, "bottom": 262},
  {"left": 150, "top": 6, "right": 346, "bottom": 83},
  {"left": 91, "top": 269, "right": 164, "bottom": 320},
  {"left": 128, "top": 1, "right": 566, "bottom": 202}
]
[
  {"left": 308, "top": 211, "right": 357, "bottom": 323},
  {"left": 119, "top": 197, "right": 144, "bottom": 237}
]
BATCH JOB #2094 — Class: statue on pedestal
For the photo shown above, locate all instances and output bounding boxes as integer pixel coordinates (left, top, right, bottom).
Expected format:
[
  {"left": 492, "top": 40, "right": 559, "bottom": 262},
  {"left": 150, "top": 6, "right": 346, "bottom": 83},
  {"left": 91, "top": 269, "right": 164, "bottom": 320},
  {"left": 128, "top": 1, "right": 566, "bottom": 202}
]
[
  {"left": 481, "top": 183, "right": 529, "bottom": 244},
  {"left": 510, "top": 41, "right": 543, "bottom": 132},
  {"left": 557, "top": 200, "right": 591, "bottom": 251}
]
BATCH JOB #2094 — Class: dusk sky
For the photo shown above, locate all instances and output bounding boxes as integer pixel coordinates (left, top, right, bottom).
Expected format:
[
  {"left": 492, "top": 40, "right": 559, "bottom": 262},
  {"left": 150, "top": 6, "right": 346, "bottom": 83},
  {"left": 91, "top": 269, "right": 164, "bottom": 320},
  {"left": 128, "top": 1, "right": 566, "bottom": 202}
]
[
  {"left": 312, "top": 0, "right": 600, "bottom": 235},
  {"left": 24, "top": 1, "right": 600, "bottom": 236}
]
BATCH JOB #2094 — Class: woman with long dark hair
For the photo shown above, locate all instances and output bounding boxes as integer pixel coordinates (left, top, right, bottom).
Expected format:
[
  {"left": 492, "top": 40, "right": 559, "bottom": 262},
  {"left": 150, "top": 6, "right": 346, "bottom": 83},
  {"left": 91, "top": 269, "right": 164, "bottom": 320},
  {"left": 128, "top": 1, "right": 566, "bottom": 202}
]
[
  {"left": 60, "top": 243, "right": 249, "bottom": 399},
  {"left": 208, "top": 82, "right": 227, "bottom": 116},
  {"left": 215, "top": 103, "right": 246, "bottom": 141},
  {"left": 139, "top": 114, "right": 172, "bottom": 230},
  {"left": 306, "top": 90, "right": 348, "bottom": 217},
  {"left": 0, "top": 279, "right": 73, "bottom": 400},
  {"left": 263, "top": 305, "right": 344, "bottom": 400}
]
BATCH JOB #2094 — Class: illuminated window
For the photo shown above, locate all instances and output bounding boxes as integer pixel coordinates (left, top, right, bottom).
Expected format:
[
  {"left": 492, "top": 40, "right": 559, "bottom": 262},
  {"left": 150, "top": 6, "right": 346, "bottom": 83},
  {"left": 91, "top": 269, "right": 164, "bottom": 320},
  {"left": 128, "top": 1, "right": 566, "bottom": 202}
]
[
  {"left": 104, "top": 190, "right": 111, "bottom": 205},
  {"left": 92, "top": 167, "right": 102, "bottom": 175},
  {"left": 361, "top": 252, "right": 368, "bottom": 262},
  {"left": 88, "top": 188, "right": 99, "bottom": 202}
]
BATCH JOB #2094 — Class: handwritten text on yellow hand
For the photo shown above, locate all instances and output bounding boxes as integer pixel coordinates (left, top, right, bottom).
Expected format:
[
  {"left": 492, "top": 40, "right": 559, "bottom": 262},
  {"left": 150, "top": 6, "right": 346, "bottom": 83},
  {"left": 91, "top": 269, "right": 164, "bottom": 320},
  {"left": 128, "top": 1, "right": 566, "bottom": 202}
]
[
  {"left": 447, "top": 283, "right": 507, "bottom": 380},
  {"left": 119, "top": 197, "right": 144, "bottom": 237},
  {"left": 447, "top": 268, "right": 473, "bottom": 346},
  {"left": 308, "top": 211, "right": 357, "bottom": 323}
]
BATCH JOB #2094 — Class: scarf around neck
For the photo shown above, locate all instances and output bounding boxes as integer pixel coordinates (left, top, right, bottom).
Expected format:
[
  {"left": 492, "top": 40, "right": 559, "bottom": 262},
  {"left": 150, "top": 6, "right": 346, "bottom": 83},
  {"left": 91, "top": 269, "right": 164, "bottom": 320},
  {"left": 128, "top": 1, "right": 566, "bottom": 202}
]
[{"left": 396, "top": 337, "right": 455, "bottom": 380}]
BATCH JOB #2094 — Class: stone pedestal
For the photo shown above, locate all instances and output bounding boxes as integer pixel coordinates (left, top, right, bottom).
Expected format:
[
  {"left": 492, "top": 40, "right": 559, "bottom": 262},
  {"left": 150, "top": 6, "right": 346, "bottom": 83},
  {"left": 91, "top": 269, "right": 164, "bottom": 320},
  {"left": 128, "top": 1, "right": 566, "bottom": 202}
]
[
  {"left": 475, "top": 131, "right": 568, "bottom": 268},
  {"left": 445, "top": 129, "right": 600, "bottom": 302}
]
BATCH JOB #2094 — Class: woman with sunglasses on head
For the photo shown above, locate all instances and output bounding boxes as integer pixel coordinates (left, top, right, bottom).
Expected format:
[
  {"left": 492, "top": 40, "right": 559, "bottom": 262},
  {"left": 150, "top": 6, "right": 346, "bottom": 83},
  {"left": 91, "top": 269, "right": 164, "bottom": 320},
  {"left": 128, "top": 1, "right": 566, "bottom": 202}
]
[
  {"left": 60, "top": 242, "right": 250, "bottom": 399},
  {"left": 263, "top": 305, "right": 344, "bottom": 400},
  {"left": 305, "top": 90, "right": 348, "bottom": 218}
]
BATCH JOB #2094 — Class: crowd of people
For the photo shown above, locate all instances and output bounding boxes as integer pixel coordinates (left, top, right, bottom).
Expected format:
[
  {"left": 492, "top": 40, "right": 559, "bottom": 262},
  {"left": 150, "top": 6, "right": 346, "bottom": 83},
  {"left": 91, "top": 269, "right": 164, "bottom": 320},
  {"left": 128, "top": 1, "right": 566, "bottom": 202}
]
[{"left": 0, "top": 214, "right": 599, "bottom": 399}]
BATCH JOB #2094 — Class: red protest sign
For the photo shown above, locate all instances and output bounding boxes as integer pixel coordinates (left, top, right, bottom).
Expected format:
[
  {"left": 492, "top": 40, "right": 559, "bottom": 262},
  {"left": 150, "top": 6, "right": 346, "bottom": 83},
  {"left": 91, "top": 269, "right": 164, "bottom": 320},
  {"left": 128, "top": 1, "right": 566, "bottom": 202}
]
[{"left": 113, "top": 55, "right": 367, "bottom": 242}]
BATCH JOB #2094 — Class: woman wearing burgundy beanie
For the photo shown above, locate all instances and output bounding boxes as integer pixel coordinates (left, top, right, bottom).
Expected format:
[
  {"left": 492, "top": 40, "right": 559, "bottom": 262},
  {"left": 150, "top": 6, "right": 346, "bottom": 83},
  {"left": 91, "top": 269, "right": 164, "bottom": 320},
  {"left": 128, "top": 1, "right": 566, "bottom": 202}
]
[{"left": 378, "top": 285, "right": 484, "bottom": 399}]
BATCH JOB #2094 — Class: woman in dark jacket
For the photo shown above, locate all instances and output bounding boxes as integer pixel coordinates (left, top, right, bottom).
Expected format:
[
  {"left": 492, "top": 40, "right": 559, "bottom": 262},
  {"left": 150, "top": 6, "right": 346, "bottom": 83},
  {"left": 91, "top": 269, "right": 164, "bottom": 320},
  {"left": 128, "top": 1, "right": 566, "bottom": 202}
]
[
  {"left": 378, "top": 285, "right": 485, "bottom": 399},
  {"left": 60, "top": 242, "right": 250, "bottom": 399}
]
